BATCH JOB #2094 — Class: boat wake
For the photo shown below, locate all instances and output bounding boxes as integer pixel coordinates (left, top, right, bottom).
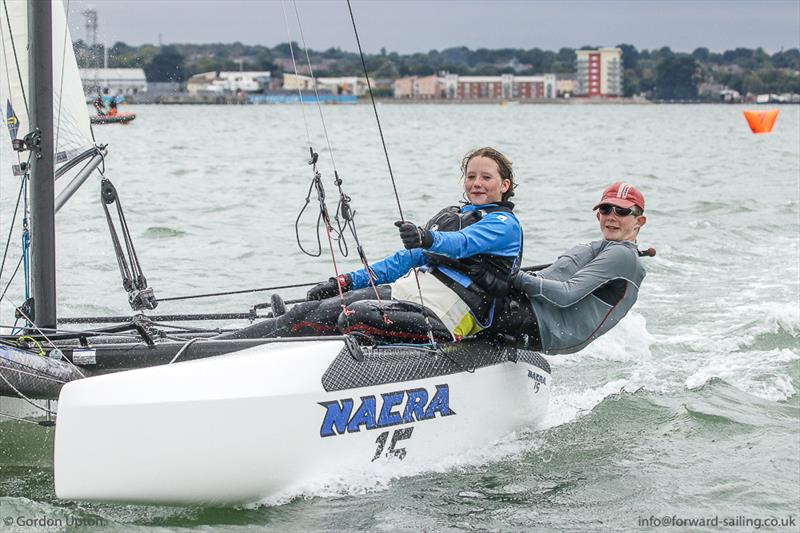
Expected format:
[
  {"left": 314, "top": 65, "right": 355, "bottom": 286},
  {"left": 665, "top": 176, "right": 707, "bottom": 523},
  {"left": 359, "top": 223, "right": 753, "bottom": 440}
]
[{"left": 248, "top": 429, "right": 544, "bottom": 508}]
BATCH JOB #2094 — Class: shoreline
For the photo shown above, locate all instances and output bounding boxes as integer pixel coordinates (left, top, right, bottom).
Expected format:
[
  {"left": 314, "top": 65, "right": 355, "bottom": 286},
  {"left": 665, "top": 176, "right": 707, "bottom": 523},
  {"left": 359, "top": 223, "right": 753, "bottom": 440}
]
[{"left": 117, "top": 95, "right": 796, "bottom": 106}]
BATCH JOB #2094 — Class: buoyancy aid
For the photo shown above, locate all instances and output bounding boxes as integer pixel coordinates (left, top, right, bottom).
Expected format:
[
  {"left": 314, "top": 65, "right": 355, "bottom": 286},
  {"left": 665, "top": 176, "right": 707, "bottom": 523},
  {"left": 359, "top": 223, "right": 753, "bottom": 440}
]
[{"left": 422, "top": 202, "right": 522, "bottom": 326}]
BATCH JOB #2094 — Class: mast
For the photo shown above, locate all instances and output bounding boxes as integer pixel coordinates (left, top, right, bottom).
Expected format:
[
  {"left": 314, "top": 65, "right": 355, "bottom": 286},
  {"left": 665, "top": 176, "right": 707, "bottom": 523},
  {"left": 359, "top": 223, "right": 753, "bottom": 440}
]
[{"left": 28, "top": 0, "right": 57, "bottom": 330}]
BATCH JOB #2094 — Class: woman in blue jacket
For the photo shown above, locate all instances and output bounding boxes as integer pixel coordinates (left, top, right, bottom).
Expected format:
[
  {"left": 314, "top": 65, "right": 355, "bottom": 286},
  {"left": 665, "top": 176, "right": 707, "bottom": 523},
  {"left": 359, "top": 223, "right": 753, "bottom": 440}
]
[{"left": 222, "top": 147, "right": 523, "bottom": 343}]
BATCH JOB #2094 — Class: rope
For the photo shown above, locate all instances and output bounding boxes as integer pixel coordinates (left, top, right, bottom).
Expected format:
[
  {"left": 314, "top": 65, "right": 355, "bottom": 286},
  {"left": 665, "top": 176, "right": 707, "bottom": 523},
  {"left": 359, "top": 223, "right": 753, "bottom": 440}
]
[
  {"left": 168, "top": 337, "right": 200, "bottom": 364},
  {"left": 280, "top": 2, "right": 351, "bottom": 313},
  {"left": 0, "top": 369, "right": 58, "bottom": 415},
  {"left": 10, "top": 304, "right": 85, "bottom": 378},
  {"left": 346, "top": 0, "right": 404, "bottom": 221},
  {"left": 345, "top": 0, "right": 435, "bottom": 342},
  {"left": 0, "top": 411, "right": 49, "bottom": 425},
  {"left": 0, "top": 174, "right": 26, "bottom": 286},
  {"left": 0, "top": 254, "right": 23, "bottom": 304},
  {"left": 159, "top": 281, "right": 318, "bottom": 302},
  {"left": 286, "top": 0, "right": 389, "bottom": 320}
]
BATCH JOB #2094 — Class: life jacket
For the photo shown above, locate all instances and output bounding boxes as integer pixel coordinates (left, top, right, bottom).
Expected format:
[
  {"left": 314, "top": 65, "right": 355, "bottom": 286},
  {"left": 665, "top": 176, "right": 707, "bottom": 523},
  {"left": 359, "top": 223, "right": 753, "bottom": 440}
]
[{"left": 422, "top": 202, "right": 522, "bottom": 327}]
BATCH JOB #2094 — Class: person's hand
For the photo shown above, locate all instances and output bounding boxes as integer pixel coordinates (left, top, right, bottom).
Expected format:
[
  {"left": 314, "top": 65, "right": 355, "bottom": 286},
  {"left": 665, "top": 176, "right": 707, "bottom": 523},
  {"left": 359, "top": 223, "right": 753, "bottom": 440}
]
[
  {"left": 509, "top": 271, "right": 526, "bottom": 290},
  {"left": 395, "top": 220, "right": 433, "bottom": 249},
  {"left": 307, "top": 273, "right": 352, "bottom": 300},
  {"left": 468, "top": 264, "right": 510, "bottom": 296}
]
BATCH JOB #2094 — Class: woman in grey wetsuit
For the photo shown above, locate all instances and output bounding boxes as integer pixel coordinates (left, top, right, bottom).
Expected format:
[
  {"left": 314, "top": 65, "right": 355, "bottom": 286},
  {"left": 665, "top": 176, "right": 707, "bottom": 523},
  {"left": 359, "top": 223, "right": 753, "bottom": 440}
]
[{"left": 506, "top": 182, "right": 648, "bottom": 354}]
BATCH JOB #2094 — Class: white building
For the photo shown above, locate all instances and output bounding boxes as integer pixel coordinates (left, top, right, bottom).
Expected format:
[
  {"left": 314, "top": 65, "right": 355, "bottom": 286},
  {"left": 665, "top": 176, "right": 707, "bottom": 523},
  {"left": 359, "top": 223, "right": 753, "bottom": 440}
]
[
  {"left": 186, "top": 71, "right": 271, "bottom": 95},
  {"left": 575, "top": 48, "right": 622, "bottom": 97},
  {"left": 80, "top": 68, "right": 147, "bottom": 96},
  {"left": 283, "top": 74, "right": 372, "bottom": 96}
]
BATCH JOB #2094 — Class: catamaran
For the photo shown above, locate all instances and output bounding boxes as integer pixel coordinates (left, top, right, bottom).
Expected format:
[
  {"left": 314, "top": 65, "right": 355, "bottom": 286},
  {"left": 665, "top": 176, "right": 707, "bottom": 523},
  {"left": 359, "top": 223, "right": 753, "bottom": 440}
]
[{"left": 0, "top": 0, "right": 553, "bottom": 505}]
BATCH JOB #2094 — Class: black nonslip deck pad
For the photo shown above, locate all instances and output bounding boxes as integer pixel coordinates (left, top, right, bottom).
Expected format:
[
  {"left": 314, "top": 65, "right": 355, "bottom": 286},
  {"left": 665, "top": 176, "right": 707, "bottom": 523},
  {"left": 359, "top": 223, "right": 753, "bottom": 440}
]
[{"left": 321, "top": 340, "right": 550, "bottom": 392}]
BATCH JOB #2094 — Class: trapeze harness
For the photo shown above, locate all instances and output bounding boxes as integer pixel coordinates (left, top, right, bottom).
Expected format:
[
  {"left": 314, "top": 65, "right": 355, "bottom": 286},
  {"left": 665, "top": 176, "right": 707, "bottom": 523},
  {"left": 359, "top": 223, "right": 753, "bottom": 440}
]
[{"left": 340, "top": 202, "right": 525, "bottom": 342}]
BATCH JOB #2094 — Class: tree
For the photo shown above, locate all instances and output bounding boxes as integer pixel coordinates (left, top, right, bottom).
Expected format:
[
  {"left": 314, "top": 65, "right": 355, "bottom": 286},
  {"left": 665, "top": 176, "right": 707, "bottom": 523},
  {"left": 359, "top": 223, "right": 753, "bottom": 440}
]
[
  {"left": 144, "top": 46, "right": 186, "bottom": 82},
  {"left": 616, "top": 43, "right": 639, "bottom": 70},
  {"left": 772, "top": 49, "right": 800, "bottom": 69},
  {"left": 374, "top": 59, "right": 400, "bottom": 78},
  {"left": 691, "top": 47, "right": 710, "bottom": 62},
  {"left": 655, "top": 55, "right": 699, "bottom": 100}
]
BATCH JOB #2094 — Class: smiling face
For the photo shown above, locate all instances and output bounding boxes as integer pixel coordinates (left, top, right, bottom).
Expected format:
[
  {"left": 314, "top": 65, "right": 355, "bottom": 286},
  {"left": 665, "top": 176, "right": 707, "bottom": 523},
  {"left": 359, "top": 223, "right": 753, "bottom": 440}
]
[
  {"left": 464, "top": 156, "right": 511, "bottom": 205},
  {"left": 597, "top": 207, "right": 647, "bottom": 241}
]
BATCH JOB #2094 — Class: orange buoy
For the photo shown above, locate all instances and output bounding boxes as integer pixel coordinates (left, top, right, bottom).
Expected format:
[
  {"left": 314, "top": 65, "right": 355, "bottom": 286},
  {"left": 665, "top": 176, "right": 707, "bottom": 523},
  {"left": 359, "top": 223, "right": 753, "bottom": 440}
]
[{"left": 743, "top": 109, "right": 779, "bottom": 134}]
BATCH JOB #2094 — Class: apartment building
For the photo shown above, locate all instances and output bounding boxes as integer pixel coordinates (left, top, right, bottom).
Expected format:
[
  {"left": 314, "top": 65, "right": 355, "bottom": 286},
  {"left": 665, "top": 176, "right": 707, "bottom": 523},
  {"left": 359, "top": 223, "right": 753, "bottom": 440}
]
[
  {"left": 394, "top": 73, "right": 556, "bottom": 100},
  {"left": 575, "top": 48, "right": 622, "bottom": 97}
]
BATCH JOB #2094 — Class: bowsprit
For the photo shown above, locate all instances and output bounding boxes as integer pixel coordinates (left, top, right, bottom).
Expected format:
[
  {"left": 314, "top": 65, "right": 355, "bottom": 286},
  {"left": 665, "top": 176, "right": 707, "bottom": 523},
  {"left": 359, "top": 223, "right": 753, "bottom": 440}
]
[{"left": 319, "top": 384, "right": 455, "bottom": 437}]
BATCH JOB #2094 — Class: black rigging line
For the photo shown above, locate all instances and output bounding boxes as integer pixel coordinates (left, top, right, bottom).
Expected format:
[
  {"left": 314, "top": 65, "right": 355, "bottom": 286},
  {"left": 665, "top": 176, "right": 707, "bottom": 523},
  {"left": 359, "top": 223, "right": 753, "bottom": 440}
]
[
  {"left": 0, "top": 174, "right": 26, "bottom": 285},
  {"left": 160, "top": 282, "right": 318, "bottom": 303},
  {"left": 346, "top": 0, "right": 437, "bottom": 343},
  {"left": 346, "top": 0, "right": 405, "bottom": 221},
  {"left": 0, "top": 254, "right": 23, "bottom": 304}
]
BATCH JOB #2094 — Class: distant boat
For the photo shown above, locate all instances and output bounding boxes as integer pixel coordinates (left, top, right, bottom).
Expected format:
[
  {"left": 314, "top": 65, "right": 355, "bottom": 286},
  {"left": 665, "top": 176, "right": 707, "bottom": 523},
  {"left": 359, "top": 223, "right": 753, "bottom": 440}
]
[{"left": 90, "top": 112, "right": 136, "bottom": 125}]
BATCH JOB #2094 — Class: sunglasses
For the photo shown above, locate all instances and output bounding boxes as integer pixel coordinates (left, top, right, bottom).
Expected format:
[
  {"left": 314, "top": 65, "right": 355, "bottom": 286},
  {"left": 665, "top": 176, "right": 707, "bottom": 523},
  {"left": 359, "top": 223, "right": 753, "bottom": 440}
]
[{"left": 597, "top": 204, "right": 640, "bottom": 217}]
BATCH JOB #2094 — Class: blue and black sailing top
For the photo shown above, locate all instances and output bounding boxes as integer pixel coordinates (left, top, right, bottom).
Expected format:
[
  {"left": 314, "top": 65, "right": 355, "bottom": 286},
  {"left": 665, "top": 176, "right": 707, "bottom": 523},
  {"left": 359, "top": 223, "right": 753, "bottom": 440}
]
[{"left": 348, "top": 203, "right": 522, "bottom": 330}]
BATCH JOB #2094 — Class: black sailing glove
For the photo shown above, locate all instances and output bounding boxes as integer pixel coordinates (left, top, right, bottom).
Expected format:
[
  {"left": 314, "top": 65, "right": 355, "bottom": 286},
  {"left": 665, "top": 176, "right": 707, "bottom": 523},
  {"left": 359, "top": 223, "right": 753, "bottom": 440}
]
[
  {"left": 307, "top": 273, "right": 352, "bottom": 301},
  {"left": 467, "top": 263, "right": 511, "bottom": 297},
  {"left": 395, "top": 220, "right": 434, "bottom": 249}
]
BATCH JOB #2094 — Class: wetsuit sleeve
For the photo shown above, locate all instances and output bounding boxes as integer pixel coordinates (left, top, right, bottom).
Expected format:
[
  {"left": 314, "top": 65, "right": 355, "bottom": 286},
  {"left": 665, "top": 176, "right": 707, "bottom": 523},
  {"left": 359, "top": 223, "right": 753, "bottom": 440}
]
[
  {"left": 349, "top": 248, "right": 425, "bottom": 289},
  {"left": 512, "top": 245, "right": 637, "bottom": 308},
  {"left": 428, "top": 213, "right": 521, "bottom": 258}
]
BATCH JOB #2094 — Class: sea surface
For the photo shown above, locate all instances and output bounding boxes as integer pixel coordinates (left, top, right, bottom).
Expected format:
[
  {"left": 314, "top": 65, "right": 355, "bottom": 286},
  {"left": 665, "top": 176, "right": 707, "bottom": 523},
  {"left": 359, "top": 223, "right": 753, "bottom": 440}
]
[{"left": 1, "top": 103, "right": 798, "bottom": 532}]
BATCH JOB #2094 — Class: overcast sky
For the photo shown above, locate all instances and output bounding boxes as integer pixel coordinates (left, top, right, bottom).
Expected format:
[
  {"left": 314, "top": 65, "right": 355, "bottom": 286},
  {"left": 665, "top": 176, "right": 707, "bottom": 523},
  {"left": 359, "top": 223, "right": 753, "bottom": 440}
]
[{"left": 66, "top": 0, "right": 800, "bottom": 54}]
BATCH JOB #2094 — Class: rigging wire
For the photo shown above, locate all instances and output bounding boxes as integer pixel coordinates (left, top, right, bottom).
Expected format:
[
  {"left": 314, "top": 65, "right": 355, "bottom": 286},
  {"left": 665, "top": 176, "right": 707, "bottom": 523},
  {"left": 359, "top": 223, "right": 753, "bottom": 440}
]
[
  {"left": 345, "top": 0, "right": 436, "bottom": 343},
  {"left": 0, "top": 0, "right": 30, "bottom": 120},
  {"left": 0, "top": 171, "right": 26, "bottom": 285},
  {"left": 159, "top": 281, "right": 317, "bottom": 302},
  {"left": 289, "top": 0, "right": 388, "bottom": 316},
  {"left": 345, "top": 0, "right": 405, "bottom": 221},
  {"left": 54, "top": 0, "right": 70, "bottom": 156},
  {"left": 0, "top": 254, "right": 22, "bottom": 304},
  {"left": 280, "top": 1, "right": 314, "bottom": 150},
  {"left": 280, "top": 0, "right": 350, "bottom": 309},
  {"left": 291, "top": 0, "right": 339, "bottom": 175}
]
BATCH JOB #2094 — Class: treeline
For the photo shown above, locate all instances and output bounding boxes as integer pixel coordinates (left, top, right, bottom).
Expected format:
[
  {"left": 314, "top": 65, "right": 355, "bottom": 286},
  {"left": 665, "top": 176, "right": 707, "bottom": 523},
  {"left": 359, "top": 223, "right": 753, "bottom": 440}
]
[{"left": 73, "top": 40, "right": 800, "bottom": 98}]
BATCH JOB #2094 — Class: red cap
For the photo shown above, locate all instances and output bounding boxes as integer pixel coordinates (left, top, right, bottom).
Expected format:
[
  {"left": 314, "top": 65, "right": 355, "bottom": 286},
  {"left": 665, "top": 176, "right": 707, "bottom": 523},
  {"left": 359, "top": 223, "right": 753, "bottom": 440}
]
[{"left": 593, "top": 182, "right": 645, "bottom": 211}]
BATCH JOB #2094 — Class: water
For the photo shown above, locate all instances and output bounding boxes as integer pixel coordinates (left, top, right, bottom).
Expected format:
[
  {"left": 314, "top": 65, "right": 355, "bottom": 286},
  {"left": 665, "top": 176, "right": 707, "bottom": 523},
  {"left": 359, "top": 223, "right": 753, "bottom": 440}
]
[{"left": 1, "top": 103, "right": 798, "bottom": 531}]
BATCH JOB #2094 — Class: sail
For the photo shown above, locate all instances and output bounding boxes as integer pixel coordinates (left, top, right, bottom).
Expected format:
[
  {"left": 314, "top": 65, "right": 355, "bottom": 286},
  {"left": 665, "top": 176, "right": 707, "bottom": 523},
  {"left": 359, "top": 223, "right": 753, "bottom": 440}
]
[{"left": 0, "top": 0, "right": 95, "bottom": 168}]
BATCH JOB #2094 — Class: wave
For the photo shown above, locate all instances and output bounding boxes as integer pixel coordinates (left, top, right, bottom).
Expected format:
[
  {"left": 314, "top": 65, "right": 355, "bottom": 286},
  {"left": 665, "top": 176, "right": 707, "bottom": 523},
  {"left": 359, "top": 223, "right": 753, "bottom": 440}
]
[
  {"left": 685, "top": 348, "right": 798, "bottom": 402},
  {"left": 248, "top": 429, "right": 542, "bottom": 508},
  {"left": 142, "top": 226, "right": 189, "bottom": 239}
]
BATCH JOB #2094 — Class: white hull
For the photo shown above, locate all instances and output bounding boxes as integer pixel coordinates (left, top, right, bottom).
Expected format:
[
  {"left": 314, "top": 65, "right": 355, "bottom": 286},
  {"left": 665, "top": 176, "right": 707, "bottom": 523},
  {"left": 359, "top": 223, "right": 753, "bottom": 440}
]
[{"left": 54, "top": 339, "right": 550, "bottom": 505}]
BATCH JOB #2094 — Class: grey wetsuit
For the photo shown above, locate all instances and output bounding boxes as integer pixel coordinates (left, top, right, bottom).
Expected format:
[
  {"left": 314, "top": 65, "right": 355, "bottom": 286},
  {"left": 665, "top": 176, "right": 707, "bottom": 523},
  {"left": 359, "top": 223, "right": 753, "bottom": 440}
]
[{"left": 511, "top": 240, "right": 645, "bottom": 355}]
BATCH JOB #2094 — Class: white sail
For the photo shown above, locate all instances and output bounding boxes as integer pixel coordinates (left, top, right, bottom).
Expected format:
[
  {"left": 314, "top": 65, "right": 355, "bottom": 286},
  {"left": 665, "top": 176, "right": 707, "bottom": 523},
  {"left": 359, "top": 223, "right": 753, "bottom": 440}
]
[{"left": 0, "top": 0, "right": 95, "bottom": 167}]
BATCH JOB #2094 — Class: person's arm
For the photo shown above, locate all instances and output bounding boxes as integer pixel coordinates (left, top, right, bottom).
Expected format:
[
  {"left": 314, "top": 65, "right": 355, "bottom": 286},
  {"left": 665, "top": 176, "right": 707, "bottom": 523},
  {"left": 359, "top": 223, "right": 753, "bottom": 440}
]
[
  {"left": 428, "top": 213, "right": 520, "bottom": 259},
  {"left": 349, "top": 248, "right": 425, "bottom": 289},
  {"left": 512, "top": 245, "right": 636, "bottom": 308}
]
